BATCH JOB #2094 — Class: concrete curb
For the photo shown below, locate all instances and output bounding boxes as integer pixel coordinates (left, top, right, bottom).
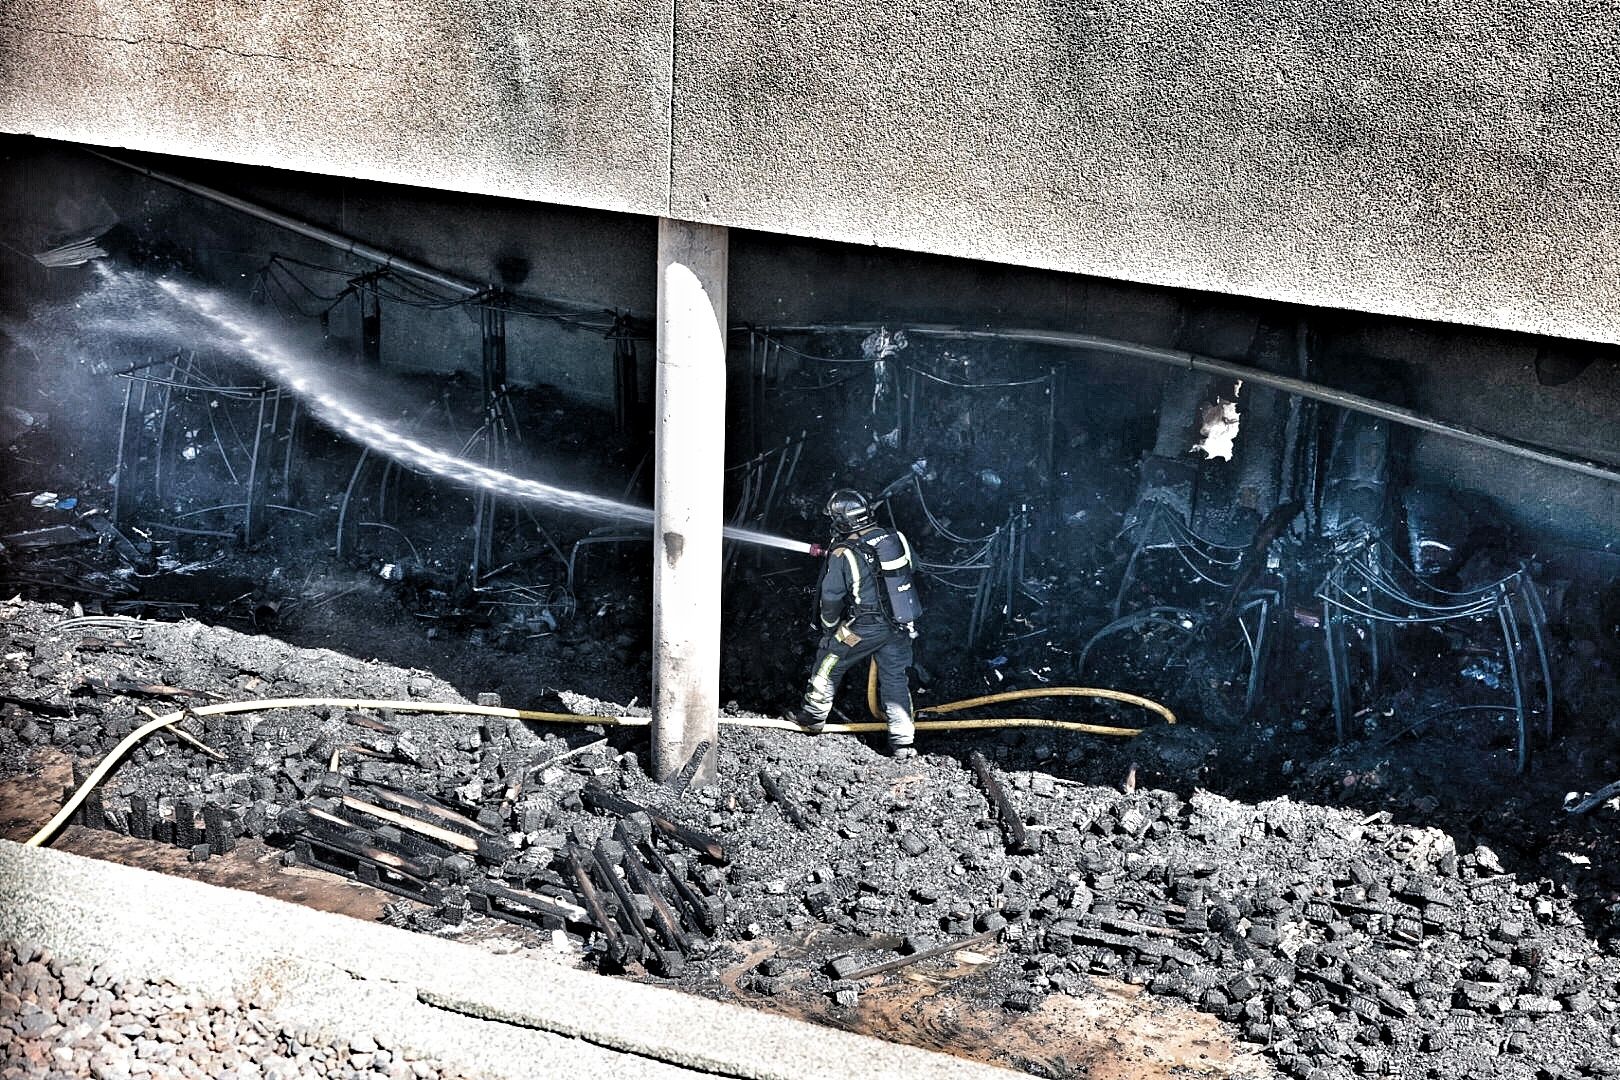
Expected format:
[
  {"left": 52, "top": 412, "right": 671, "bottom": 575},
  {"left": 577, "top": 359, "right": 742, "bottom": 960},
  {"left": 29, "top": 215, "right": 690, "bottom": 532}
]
[{"left": 0, "top": 840, "right": 1017, "bottom": 1079}]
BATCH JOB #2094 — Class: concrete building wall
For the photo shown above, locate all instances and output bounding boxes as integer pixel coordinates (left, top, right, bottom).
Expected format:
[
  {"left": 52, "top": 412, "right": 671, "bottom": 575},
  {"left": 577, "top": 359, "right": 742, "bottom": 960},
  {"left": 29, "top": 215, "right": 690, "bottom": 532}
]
[
  {"left": 4, "top": 0, "right": 1619, "bottom": 346},
  {"left": 0, "top": 0, "right": 672, "bottom": 215}
]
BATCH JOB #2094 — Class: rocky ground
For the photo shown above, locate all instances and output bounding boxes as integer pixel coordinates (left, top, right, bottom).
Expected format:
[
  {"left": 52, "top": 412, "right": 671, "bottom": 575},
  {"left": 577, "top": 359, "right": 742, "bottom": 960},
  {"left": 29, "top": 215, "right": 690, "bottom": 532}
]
[
  {"left": 0, "top": 940, "right": 471, "bottom": 1080},
  {"left": 6, "top": 596, "right": 1620, "bottom": 1079}
]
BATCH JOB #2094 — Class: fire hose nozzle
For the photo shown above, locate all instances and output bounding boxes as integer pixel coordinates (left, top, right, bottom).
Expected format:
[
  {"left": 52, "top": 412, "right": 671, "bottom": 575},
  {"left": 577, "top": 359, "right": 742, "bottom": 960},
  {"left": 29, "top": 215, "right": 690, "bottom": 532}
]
[{"left": 807, "top": 543, "right": 826, "bottom": 557}]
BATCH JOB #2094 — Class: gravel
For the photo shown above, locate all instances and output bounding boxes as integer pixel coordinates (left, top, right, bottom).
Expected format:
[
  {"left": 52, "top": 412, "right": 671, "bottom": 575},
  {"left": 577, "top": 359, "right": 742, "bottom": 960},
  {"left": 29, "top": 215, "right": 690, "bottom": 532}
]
[{"left": 0, "top": 940, "right": 473, "bottom": 1080}]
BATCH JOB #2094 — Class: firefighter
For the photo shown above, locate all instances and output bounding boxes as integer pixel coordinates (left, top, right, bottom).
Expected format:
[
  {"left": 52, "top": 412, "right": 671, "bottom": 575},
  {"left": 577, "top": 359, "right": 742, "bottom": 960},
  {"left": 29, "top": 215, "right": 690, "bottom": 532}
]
[{"left": 786, "top": 488, "right": 922, "bottom": 757}]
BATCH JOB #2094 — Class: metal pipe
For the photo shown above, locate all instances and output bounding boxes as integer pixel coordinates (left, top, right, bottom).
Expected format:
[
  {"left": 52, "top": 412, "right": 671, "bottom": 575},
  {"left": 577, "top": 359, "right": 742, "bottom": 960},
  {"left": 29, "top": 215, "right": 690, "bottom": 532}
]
[
  {"left": 112, "top": 381, "right": 133, "bottom": 524},
  {"left": 243, "top": 388, "right": 268, "bottom": 546},
  {"left": 766, "top": 323, "right": 1620, "bottom": 486},
  {"left": 89, "top": 150, "right": 481, "bottom": 297},
  {"left": 91, "top": 150, "right": 622, "bottom": 321},
  {"left": 1497, "top": 588, "right": 1531, "bottom": 774},
  {"left": 1518, "top": 571, "right": 1556, "bottom": 738}
]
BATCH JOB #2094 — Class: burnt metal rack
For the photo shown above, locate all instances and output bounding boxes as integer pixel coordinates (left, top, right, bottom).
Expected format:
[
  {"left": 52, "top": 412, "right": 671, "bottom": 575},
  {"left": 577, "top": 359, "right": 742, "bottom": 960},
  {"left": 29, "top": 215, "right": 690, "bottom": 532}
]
[
  {"left": 1082, "top": 500, "right": 1283, "bottom": 718},
  {"left": 1317, "top": 541, "right": 1553, "bottom": 774},
  {"left": 112, "top": 353, "right": 296, "bottom": 547}
]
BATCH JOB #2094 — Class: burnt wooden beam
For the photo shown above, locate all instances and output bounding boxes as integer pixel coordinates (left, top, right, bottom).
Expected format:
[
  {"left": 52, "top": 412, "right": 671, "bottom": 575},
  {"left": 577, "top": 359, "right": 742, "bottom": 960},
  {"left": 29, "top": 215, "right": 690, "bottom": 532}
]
[
  {"left": 758, "top": 769, "right": 811, "bottom": 830},
  {"left": 638, "top": 838, "right": 722, "bottom": 935},
  {"left": 968, "top": 751, "right": 1034, "bottom": 854},
  {"left": 841, "top": 929, "right": 1002, "bottom": 982},
  {"left": 339, "top": 795, "right": 479, "bottom": 853},
  {"left": 0, "top": 693, "right": 73, "bottom": 717},
  {"left": 295, "top": 806, "right": 446, "bottom": 873},
  {"left": 468, "top": 879, "right": 589, "bottom": 925},
  {"left": 582, "top": 783, "right": 729, "bottom": 863},
  {"left": 73, "top": 677, "right": 207, "bottom": 701},
  {"left": 289, "top": 821, "right": 438, "bottom": 883},
  {"left": 567, "top": 844, "right": 631, "bottom": 967},
  {"left": 593, "top": 839, "right": 682, "bottom": 976},
  {"left": 361, "top": 785, "right": 498, "bottom": 838},
  {"left": 613, "top": 823, "right": 695, "bottom": 954}
]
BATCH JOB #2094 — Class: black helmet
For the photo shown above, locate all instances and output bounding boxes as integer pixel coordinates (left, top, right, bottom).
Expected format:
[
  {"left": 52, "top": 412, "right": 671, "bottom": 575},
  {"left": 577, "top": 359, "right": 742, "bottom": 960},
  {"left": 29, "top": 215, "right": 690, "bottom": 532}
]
[{"left": 825, "top": 488, "right": 874, "bottom": 533}]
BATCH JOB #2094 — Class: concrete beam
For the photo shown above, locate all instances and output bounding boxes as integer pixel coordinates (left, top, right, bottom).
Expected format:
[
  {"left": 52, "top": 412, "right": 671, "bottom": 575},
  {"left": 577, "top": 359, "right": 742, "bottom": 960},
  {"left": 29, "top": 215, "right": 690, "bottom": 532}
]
[
  {"left": 669, "top": 0, "right": 1620, "bottom": 345},
  {"left": 7, "top": 1, "right": 1620, "bottom": 342},
  {"left": 0, "top": 0, "right": 673, "bottom": 216},
  {"left": 651, "top": 218, "right": 728, "bottom": 787}
]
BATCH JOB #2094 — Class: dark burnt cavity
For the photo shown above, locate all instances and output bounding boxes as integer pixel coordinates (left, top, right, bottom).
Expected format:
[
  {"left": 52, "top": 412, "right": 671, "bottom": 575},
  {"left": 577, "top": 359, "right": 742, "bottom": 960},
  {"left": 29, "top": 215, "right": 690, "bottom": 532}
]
[{"left": 3, "top": 142, "right": 1620, "bottom": 1080}]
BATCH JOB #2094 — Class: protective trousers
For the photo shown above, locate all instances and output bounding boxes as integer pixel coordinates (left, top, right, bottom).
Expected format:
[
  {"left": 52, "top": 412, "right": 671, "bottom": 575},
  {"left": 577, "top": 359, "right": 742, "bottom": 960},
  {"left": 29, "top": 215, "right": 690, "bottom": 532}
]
[{"left": 799, "top": 621, "right": 915, "bottom": 747}]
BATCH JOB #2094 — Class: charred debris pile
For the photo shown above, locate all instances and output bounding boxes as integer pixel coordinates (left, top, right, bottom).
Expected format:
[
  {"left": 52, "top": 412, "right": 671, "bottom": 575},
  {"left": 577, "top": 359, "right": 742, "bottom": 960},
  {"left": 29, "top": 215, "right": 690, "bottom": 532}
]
[{"left": 6, "top": 598, "right": 1620, "bottom": 1080}]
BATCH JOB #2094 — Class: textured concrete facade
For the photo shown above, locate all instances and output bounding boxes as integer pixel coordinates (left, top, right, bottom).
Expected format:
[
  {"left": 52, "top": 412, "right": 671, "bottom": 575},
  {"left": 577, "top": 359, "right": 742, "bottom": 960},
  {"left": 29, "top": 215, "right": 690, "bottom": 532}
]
[
  {"left": 0, "top": 0, "right": 673, "bottom": 214},
  {"left": 4, "top": 0, "right": 1618, "bottom": 344},
  {"left": 3, "top": 0, "right": 1620, "bottom": 344},
  {"left": 671, "top": 0, "right": 1620, "bottom": 345}
]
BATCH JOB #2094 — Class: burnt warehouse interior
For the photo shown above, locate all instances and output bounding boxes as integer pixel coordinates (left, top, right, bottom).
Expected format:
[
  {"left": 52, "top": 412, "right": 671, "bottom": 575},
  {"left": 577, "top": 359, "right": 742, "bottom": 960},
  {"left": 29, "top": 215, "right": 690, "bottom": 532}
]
[{"left": 3, "top": 136, "right": 1620, "bottom": 1080}]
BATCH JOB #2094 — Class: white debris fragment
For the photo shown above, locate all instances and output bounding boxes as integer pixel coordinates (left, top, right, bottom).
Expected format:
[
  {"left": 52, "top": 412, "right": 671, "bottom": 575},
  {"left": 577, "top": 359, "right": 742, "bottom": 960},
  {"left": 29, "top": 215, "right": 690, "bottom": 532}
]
[{"left": 1191, "top": 380, "right": 1243, "bottom": 460}]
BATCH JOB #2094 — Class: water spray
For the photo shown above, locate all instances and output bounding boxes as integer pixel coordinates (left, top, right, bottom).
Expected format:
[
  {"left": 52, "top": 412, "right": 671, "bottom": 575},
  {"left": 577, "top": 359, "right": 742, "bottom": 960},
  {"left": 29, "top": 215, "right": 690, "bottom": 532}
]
[{"left": 110, "top": 269, "right": 821, "bottom": 558}]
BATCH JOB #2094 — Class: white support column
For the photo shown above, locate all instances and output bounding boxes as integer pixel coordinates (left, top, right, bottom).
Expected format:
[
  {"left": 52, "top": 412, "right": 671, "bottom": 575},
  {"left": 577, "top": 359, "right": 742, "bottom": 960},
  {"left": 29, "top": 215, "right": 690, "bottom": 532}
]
[{"left": 651, "top": 218, "right": 729, "bottom": 787}]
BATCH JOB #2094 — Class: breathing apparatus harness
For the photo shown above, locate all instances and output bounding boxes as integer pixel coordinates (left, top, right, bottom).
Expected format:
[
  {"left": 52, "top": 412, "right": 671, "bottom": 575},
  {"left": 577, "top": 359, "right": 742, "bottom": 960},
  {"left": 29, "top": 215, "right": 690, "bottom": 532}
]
[{"left": 818, "top": 489, "right": 922, "bottom": 638}]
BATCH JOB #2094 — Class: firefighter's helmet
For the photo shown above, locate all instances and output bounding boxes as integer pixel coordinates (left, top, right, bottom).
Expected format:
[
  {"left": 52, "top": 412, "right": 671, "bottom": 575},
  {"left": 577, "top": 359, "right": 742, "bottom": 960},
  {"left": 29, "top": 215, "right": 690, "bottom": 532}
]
[{"left": 824, "top": 488, "right": 874, "bottom": 533}]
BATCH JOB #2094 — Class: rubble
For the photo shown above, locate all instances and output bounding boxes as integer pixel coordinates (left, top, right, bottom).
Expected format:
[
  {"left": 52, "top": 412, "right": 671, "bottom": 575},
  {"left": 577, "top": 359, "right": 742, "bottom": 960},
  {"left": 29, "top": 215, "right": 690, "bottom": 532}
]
[{"left": 7, "top": 592, "right": 1620, "bottom": 1079}]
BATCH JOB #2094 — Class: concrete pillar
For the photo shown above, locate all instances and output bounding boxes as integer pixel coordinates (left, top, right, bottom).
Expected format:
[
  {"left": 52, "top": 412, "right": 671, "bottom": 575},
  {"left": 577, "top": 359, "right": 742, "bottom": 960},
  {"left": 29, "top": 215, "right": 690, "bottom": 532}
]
[{"left": 651, "top": 219, "right": 728, "bottom": 788}]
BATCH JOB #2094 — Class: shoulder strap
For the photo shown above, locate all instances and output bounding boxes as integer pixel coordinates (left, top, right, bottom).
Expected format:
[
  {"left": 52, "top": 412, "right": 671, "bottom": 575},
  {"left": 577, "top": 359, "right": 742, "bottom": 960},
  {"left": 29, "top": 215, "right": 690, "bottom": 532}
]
[{"left": 833, "top": 545, "right": 866, "bottom": 604}]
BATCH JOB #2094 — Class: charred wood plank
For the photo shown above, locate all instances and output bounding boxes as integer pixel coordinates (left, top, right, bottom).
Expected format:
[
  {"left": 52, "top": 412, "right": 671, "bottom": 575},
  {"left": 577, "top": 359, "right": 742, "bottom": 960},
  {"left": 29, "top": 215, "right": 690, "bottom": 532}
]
[
  {"left": 567, "top": 845, "right": 631, "bottom": 967},
  {"left": 638, "top": 838, "right": 722, "bottom": 935},
  {"left": 467, "top": 879, "right": 589, "bottom": 925},
  {"left": 968, "top": 751, "right": 1034, "bottom": 854},
  {"left": 582, "top": 783, "right": 729, "bottom": 863},
  {"left": 593, "top": 839, "right": 680, "bottom": 976},
  {"left": 1068, "top": 924, "right": 1205, "bottom": 967},
  {"left": 289, "top": 832, "right": 445, "bottom": 905},
  {"left": 669, "top": 740, "right": 712, "bottom": 795},
  {"left": 360, "top": 785, "right": 498, "bottom": 838},
  {"left": 339, "top": 795, "right": 479, "bottom": 853},
  {"left": 73, "top": 677, "right": 208, "bottom": 701},
  {"left": 613, "top": 823, "right": 694, "bottom": 954},
  {"left": 289, "top": 822, "right": 438, "bottom": 883},
  {"left": 317, "top": 802, "right": 456, "bottom": 862},
  {"left": 758, "top": 770, "right": 811, "bottom": 831},
  {"left": 87, "top": 514, "right": 154, "bottom": 571},
  {"left": 1, "top": 524, "right": 95, "bottom": 550},
  {"left": 841, "top": 929, "right": 1002, "bottom": 982},
  {"left": 1089, "top": 915, "right": 1187, "bottom": 939},
  {"left": 74, "top": 635, "right": 137, "bottom": 652},
  {"left": 345, "top": 711, "right": 401, "bottom": 736},
  {"left": 295, "top": 806, "right": 442, "bottom": 873},
  {"left": 0, "top": 694, "right": 73, "bottom": 718}
]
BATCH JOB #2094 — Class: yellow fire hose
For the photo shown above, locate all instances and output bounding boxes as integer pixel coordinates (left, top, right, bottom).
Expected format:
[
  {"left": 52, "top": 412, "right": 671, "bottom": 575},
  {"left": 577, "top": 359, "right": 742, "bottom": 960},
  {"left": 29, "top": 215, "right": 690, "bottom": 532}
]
[{"left": 24, "top": 686, "right": 1174, "bottom": 848}]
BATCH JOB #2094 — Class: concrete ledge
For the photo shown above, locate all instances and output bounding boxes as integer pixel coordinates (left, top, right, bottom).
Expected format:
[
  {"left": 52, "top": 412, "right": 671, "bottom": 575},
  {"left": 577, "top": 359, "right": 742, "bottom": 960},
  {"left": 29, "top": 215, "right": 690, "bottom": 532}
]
[{"left": 0, "top": 840, "right": 1015, "bottom": 1079}]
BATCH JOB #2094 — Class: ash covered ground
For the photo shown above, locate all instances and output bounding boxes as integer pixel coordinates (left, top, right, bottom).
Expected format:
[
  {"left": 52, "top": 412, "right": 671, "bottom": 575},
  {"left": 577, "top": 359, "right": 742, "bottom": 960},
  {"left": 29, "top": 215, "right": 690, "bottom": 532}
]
[{"left": 7, "top": 597, "right": 1620, "bottom": 1080}]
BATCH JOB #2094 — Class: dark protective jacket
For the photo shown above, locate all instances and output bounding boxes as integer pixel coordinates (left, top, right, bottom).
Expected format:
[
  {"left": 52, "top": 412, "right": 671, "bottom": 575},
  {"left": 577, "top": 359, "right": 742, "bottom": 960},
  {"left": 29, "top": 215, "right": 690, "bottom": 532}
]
[{"left": 818, "top": 525, "right": 918, "bottom": 631}]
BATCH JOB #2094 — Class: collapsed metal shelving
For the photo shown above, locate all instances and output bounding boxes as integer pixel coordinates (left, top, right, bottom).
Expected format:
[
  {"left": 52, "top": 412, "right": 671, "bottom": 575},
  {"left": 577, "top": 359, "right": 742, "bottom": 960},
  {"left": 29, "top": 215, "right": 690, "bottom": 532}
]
[{"left": 1318, "top": 541, "right": 1554, "bottom": 774}]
